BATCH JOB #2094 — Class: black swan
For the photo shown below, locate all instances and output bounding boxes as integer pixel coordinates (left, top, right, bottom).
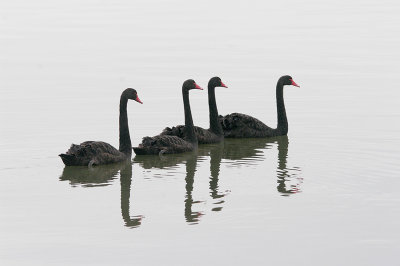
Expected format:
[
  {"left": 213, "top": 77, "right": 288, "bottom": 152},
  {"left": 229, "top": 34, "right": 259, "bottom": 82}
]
[
  {"left": 133, "top": 79, "right": 203, "bottom": 155},
  {"left": 219, "top": 75, "right": 299, "bottom": 138},
  {"left": 161, "top": 77, "right": 227, "bottom": 144},
  {"left": 59, "top": 88, "right": 142, "bottom": 166}
]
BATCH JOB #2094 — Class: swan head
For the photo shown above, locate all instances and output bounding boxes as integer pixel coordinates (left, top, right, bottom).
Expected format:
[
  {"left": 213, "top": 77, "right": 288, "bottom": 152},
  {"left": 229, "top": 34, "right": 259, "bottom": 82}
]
[
  {"left": 183, "top": 79, "right": 203, "bottom": 91},
  {"left": 208, "top": 77, "right": 228, "bottom": 88},
  {"left": 124, "top": 88, "right": 143, "bottom": 104},
  {"left": 280, "top": 75, "right": 300, "bottom": 87}
]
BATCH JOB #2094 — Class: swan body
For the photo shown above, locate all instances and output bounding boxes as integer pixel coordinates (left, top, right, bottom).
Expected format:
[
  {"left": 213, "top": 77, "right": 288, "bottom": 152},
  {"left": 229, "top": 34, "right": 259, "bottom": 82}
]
[
  {"left": 161, "top": 125, "right": 222, "bottom": 144},
  {"left": 60, "top": 141, "right": 128, "bottom": 166},
  {"left": 59, "top": 88, "right": 142, "bottom": 166},
  {"left": 133, "top": 135, "right": 196, "bottom": 155},
  {"left": 133, "top": 79, "right": 202, "bottom": 155},
  {"left": 219, "top": 113, "right": 278, "bottom": 138},
  {"left": 220, "top": 75, "right": 299, "bottom": 138},
  {"left": 161, "top": 77, "right": 227, "bottom": 144}
]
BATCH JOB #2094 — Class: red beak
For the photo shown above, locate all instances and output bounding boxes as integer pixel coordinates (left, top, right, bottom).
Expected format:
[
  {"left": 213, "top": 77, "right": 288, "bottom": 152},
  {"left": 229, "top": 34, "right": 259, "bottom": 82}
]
[
  {"left": 290, "top": 79, "right": 300, "bottom": 87},
  {"left": 220, "top": 81, "right": 228, "bottom": 88},
  {"left": 195, "top": 83, "right": 204, "bottom": 90},
  {"left": 135, "top": 95, "right": 143, "bottom": 104}
]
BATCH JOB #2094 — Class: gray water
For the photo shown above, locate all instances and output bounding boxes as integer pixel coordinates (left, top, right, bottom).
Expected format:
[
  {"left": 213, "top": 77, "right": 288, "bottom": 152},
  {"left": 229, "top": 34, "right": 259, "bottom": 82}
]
[{"left": 1, "top": 0, "right": 400, "bottom": 265}]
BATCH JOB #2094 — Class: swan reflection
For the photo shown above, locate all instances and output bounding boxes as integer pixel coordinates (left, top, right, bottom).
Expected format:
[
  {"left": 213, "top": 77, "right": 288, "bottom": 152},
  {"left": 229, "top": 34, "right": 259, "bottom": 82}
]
[
  {"left": 59, "top": 160, "right": 143, "bottom": 228},
  {"left": 59, "top": 163, "right": 120, "bottom": 187},
  {"left": 183, "top": 152, "right": 203, "bottom": 224},
  {"left": 119, "top": 162, "right": 144, "bottom": 228},
  {"left": 58, "top": 136, "right": 302, "bottom": 228},
  {"left": 134, "top": 143, "right": 229, "bottom": 225},
  {"left": 275, "top": 136, "right": 303, "bottom": 196},
  {"left": 209, "top": 142, "right": 228, "bottom": 211},
  {"left": 222, "top": 138, "right": 272, "bottom": 165},
  {"left": 135, "top": 151, "right": 204, "bottom": 224},
  {"left": 222, "top": 136, "right": 302, "bottom": 196}
]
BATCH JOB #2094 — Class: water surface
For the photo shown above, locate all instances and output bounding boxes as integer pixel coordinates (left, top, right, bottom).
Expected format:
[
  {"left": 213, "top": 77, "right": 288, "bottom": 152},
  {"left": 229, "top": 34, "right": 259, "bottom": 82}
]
[{"left": 1, "top": 0, "right": 400, "bottom": 265}]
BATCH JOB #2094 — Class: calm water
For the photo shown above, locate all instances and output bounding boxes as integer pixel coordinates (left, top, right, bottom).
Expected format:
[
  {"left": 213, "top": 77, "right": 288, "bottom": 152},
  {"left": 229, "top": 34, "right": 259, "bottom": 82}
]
[{"left": 1, "top": 0, "right": 400, "bottom": 265}]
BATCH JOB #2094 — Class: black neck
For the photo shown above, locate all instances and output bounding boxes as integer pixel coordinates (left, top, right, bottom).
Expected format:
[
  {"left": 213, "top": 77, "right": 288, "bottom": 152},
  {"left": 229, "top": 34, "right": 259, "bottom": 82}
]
[
  {"left": 119, "top": 94, "right": 132, "bottom": 155},
  {"left": 182, "top": 88, "right": 197, "bottom": 144},
  {"left": 208, "top": 84, "right": 223, "bottom": 135},
  {"left": 276, "top": 81, "right": 288, "bottom": 135}
]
